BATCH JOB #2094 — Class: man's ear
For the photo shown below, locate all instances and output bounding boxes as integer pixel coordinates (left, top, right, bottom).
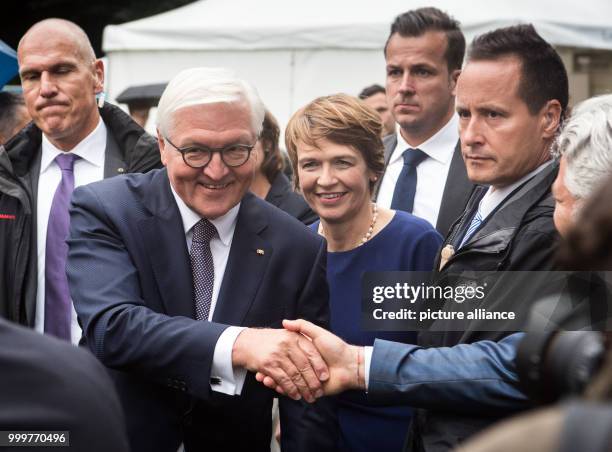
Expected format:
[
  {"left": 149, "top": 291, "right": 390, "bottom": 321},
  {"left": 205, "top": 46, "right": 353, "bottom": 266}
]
[
  {"left": 157, "top": 129, "right": 168, "bottom": 166},
  {"left": 93, "top": 59, "right": 105, "bottom": 94},
  {"left": 449, "top": 69, "right": 461, "bottom": 96},
  {"left": 541, "top": 99, "right": 563, "bottom": 139}
]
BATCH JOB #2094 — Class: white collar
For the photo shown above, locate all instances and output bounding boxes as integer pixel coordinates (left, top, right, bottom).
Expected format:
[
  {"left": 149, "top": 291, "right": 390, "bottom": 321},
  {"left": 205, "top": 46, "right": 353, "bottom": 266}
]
[
  {"left": 40, "top": 118, "right": 106, "bottom": 172},
  {"left": 479, "top": 160, "right": 554, "bottom": 220},
  {"left": 170, "top": 184, "right": 240, "bottom": 247},
  {"left": 391, "top": 114, "right": 458, "bottom": 165}
]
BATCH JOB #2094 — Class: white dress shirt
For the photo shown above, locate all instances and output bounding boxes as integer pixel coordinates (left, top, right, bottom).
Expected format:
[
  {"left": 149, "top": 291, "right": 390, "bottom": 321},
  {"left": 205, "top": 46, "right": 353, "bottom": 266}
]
[
  {"left": 377, "top": 115, "right": 459, "bottom": 228},
  {"left": 35, "top": 118, "right": 107, "bottom": 344},
  {"left": 170, "top": 186, "right": 247, "bottom": 396},
  {"left": 363, "top": 160, "right": 554, "bottom": 389}
]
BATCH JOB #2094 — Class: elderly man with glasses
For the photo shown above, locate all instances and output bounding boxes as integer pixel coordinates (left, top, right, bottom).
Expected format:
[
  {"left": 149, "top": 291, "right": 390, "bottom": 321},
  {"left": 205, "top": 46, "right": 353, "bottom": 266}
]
[{"left": 66, "top": 67, "right": 336, "bottom": 452}]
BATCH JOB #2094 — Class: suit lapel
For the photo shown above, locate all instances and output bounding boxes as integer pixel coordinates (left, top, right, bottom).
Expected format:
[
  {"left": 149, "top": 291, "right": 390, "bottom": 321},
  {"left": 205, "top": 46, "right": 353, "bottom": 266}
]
[
  {"left": 137, "top": 170, "right": 195, "bottom": 318},
  {"left": 372, "top": 134, "right": 397, "bottom": 201},
  {"left": 212, "top": 193, "right": 271, "bottom": 326},
  {"left": 436, "top": 141, "right": 473, "bottom": 236}
]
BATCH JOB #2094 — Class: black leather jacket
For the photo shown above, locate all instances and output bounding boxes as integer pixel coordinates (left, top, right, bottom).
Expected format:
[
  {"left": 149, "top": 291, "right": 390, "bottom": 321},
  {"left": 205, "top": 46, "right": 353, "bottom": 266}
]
[{"left": 408, "top": 162, "right": 561, "bottom": 452}]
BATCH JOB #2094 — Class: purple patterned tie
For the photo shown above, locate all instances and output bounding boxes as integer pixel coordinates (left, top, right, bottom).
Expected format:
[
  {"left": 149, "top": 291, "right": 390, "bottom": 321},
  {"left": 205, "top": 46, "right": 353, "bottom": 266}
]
[
  {"left": 190, "top": 219, "right": 217, "bottom": 321},
  {"left": 44, "top": 153, "right": 79, "bottom": 340}
]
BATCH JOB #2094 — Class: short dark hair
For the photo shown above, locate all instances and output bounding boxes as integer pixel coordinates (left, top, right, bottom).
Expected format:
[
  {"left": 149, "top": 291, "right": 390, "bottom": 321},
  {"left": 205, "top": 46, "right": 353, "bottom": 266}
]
[
  {"left": 358, "top": 84, "right": 385, "bottom": 100},
  {"left": 384, "top": 7, "right": 465, "bottom": 72},
  {"left": 0, "top": 92, "right": 27, "bottom": 144},
  {"left": 258, "top": 110, "right": 285, "bottom": 183},
  {"left": 468, "top": 24, "right": 569, "bottom": 120}
]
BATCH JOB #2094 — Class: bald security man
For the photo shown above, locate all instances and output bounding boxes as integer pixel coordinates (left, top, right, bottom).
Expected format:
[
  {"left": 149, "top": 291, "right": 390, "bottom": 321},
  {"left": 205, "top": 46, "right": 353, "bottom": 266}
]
[{"left": 0, "top": 19, "right": 161, "bottom": 342}]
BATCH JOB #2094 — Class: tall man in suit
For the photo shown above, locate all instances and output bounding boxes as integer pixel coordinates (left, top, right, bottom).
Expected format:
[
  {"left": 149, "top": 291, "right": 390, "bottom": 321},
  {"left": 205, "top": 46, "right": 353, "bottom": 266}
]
[
  {"left": 374, "top": 7, "right": 473, "bottom": 236},
  {"left": 0, "top": 19, "right": 161, "bottom": 342},
  {"left": 260, "top": 24, "right": 569, "bottom": 452},
  {"left": 67, "top": 67, "right": 335, "bottom": 452}
]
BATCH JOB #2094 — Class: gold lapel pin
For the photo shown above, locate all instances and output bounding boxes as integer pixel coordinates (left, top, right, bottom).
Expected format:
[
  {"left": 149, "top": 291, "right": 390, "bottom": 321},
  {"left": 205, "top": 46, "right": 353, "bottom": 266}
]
[
  {"left": 439, "top": 245, "right": 455, "bottom": 271},
  {"left": 256, "top": 249, "right": 265, "bottom": 255}
]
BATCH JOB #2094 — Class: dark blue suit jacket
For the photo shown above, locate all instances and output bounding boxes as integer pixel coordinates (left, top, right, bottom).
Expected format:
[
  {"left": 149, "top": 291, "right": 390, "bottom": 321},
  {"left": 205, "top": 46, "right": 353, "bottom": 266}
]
[
  {"left": 0, "top": 318, "right": 129, "bottom": 451},
  {"left": 67, "top": 168, "right": 336, "bottom": 452}
]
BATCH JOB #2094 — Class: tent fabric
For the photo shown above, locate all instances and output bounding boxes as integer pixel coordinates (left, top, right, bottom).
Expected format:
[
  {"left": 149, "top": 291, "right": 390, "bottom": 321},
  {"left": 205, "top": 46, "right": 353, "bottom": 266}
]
[
  {"left": 104, "top": 0, "right": 612, "bottom": 51},
  {"left": 102, "top": 0, "right": 612, "bottom": 133}
]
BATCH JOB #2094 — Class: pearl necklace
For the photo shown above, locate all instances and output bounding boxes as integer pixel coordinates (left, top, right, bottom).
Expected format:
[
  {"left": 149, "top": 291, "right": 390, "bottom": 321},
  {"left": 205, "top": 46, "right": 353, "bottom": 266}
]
[
  {"left": 359, "top": 203, "right": 378, "bottom": 246},
  {"left": 317, "top": 203, "right": 379, "bottom": 249}
]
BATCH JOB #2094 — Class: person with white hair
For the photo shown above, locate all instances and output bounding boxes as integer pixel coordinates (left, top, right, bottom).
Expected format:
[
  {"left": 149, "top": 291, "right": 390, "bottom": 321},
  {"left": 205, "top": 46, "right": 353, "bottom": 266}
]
[
  {"left": 66, "top": 67, "right": 336, "bottom": 452},
  {"left": 552, "top": 94, "right": 612, "bottom": 237}
]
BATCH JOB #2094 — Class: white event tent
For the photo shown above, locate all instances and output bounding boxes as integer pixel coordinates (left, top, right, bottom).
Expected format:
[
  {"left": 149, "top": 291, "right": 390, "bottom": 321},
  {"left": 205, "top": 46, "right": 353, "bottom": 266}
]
[{"left": 103, "top": 0, "right": 612, "bottom": 131}]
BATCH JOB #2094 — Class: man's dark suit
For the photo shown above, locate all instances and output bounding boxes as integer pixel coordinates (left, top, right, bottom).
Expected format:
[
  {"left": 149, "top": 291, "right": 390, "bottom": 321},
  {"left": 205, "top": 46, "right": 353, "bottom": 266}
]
[
  {"left": 66, "top": 168, "right": 335, "bottom": 452},
  {"left": 373, "top": 134, "right": 473, "bottom": 237},
  {"left": 266, "top": 172, "right": 318, "bottom": 225},
  {"left": 0, "top": 317, "right": 129, "bottom": 452}
]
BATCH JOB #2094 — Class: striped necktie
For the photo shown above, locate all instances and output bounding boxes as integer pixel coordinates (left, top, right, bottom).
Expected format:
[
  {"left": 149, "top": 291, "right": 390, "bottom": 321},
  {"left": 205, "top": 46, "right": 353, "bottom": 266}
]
[{"left": 459, "top": 210, "right": 483, "bottom": 248}]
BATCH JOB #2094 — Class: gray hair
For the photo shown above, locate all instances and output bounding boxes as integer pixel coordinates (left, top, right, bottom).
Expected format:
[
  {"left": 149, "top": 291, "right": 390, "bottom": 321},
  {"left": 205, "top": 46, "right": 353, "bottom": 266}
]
[
  {"left": 156, "top": 67, "right": 265, "bottom": 138},
  {"left": 555, "top": 94, "right": 612, "bottom": 201}
]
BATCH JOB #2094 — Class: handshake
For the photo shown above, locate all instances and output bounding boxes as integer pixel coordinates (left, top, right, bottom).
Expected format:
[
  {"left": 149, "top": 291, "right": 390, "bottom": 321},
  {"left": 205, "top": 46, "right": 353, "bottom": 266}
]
[{"left": 232, "top": 319, "right": 365, "bottom": 403}]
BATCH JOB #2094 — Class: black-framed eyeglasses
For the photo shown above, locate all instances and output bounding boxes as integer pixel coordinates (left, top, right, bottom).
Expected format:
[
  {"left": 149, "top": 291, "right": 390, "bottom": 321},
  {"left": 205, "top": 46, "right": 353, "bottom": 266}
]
[{"left": 164, "top": 136, "right": 255, "bottom": 168}]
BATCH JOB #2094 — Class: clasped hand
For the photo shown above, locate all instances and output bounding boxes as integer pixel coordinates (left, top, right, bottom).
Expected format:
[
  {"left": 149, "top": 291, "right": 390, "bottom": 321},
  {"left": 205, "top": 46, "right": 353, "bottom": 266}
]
[
  {"left": 247, "top": 320, "right": 365, "bottom": 401},
  {"left": 232, "top": 327, "right": 330, "bottom": 403}
]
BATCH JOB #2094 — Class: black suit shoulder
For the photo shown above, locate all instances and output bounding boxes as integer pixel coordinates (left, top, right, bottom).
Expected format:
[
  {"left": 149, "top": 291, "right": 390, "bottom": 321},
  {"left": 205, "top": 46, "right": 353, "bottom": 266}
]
[
  {"left": 99, "top": 103, "right": 161, "bottom": 174},
  {"left": 0, "top": 319, "right": 129, "bottom": 452},
  {"left": 244, "top": 191, "right": 322, "bottom": 247},
  {"left": 72, "top": 168, "right": 166, "bottom": 216},
  {"left": 265, "top": 173, "right": 318, "bottom": 225}
]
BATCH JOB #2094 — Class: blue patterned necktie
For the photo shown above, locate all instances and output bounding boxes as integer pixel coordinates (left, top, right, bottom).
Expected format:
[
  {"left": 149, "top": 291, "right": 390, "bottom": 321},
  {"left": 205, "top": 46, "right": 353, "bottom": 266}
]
[
  {"left": 44, "top": 152, "right": 79, "bottom": 340},
  {"left": 190, "top": 219, "right": 217, "bottom": 321},
  {"left": 460, "top": 210, "right": 483, "bottom": 248},
  {"left": 390, "top": 148, "right": 428, "bottom": 213}
]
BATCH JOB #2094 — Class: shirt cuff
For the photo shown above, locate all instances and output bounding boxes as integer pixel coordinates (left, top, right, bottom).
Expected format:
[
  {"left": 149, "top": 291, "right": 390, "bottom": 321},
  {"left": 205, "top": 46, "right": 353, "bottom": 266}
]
[
  {"left": 210, "top": 326, "right": 247, "bottom": 395},
  {"left": 364, "top": 346, "right": 373, "bottom": 392}
]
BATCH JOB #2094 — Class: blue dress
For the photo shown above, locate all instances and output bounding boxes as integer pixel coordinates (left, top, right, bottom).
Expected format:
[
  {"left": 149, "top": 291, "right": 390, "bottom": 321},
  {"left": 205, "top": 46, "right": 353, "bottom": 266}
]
[{"left": 313, "top": 211, "right": 442, "bottom": 451}]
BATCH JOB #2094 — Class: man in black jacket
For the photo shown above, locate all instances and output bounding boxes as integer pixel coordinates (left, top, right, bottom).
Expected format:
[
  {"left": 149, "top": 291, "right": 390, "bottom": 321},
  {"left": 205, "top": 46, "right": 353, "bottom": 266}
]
[
  {"left": 256, "top": 23, "right": 570, "bottom": 452},
  {"left": 0, "top": 18, "right": 160, "bottom": 341},
  {"left": 409, "top": 24, "right": 568, "bottom": 451}
]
